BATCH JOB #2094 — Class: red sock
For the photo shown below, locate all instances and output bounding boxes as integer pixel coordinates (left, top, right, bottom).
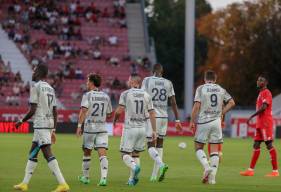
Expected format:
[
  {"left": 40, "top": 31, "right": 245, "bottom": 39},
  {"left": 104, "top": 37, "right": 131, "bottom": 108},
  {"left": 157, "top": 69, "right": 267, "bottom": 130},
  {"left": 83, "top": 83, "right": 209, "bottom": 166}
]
[
  {"left": 250, "top": 148, "right": 261, "bottom": 169},
  {"left": 208, "top": 144, "right": 211, "bottom": 156},
  {"left": 269, "top": 147, "right": 278, "bottom": 170}
]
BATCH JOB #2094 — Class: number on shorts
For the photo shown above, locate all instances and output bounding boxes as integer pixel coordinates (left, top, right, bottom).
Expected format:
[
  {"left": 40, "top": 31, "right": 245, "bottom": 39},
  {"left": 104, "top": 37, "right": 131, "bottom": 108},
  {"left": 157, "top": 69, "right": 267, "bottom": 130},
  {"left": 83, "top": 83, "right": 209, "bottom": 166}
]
[
  {"left": 91, "top": 103, "right": 105, "bottom": 116},
  {"left": 210, "top": 94, "right": 218, "bottom": 107}
]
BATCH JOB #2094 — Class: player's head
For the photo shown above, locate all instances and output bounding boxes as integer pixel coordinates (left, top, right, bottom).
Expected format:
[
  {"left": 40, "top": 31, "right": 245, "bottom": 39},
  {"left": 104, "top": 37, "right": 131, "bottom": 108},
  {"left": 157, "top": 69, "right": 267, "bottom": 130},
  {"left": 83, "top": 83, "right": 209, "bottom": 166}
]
[
  {"left": 87, "top": 73, "right": 101, "bottom": 90},
  {"left": 257, "top": 73, "right": 268, "bottom": 89},
  {"left": 128, "top": 74, "right": 141, "bottom": 88},
  {"left": 32, "top": 64, "right": 48, "bottom": 81},
  {"left": 153, "top": 63, "right": 163, "bottom": 77},
  {"left": 204, "top": 70, "right": 217, "bottom": 83}
]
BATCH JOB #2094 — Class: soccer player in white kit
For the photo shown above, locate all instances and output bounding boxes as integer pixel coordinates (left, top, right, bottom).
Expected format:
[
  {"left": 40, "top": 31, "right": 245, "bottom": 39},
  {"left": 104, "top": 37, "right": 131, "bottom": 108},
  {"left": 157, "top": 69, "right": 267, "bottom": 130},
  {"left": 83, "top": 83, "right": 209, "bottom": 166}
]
[
  {"left": 142, "top": 64, "right": 182, "bottom": 182},
  {"left": 14, "top": 64, "right": 69, "bottom": 192},
  {"left": 76, "top": 74, "right": 112, "bottom": 186},
  {"left": 114, "top": 74, "right": 165, "bottom": 186},
  {"left": 189, "top": 70, "right": 235, "bottom": 184}
]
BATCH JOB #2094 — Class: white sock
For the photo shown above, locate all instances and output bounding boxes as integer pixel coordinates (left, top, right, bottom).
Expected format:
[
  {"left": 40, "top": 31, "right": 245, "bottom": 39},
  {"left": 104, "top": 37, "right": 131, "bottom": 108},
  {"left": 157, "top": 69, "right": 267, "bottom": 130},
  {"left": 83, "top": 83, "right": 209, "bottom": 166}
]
[
  {"left": 99, "top": 156, "right": 108, "bottom": 179},
  {"left": 210, "top": 152, "right": 219, "bottom": 179},
  {"left": 148, "top": 147, "right": 164, "bottom": 167},
  {"left": 82, "top": 156, "right": 91, "bottom": 178},
  {"left": 47, "top": 157, "right": 66, "bottom": 184},
  {"left": 196, "top": 149, "right": 210, "bottom": 170},
  {"left": 22, "top": 159, "right": 38, "bottom": 184},
  {"left": 129, "top": 157, "right": 140, "bottom": 180},
  {"left": 151, "top": 148, "right": 163, "bottom": 178},
  {"left": 122, "top": 154, "right": 136, "bottom": 170}
]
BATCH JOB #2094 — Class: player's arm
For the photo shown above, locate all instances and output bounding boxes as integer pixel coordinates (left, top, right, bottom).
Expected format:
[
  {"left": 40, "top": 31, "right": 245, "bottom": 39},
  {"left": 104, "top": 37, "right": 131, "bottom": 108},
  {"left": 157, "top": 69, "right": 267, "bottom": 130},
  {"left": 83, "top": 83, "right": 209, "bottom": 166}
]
[
  {"left": 169, "top": 96, "right": 182, "bottom": 131},
  {"left": 113, "top": 105, "right": 124, "bottom": 126},
  {"left": 15, "top": 103, "right": 37, "bottom": 128},
  {"left": 189, "top": 101, "right": 201, "bottom": 134},
  {"left": 51, "top": 106, "right": 57, "bottom": 144},
  {"left": 247, "top": 103, "right": 268, "bottom": 124},
  {"left": 222, "top": 99, "right": 235, "bottom": 116},
  {"left": 148, "top": 109, "right": 157, "bottom": 140},
  {"left": 76, "top": 107, "right": 88, "bottom": 137}
]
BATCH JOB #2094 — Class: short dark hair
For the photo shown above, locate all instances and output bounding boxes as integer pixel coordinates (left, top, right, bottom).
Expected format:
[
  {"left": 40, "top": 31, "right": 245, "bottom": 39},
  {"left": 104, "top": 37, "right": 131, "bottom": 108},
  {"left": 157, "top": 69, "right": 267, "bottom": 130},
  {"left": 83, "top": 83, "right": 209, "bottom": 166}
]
[
  {"left": 36, "top": 64, "right": 48, "bottom": 78},
  {"left": 153, "top": 63, "right": 163, "bottom": 74},
  {"left": 204, "top": 70, "right": 216, "bottom": 81},
  {"left": 88, "top": 73, "right": 101, "bottom": 87},
  {"left": 258, "top": 73, "right": 269, "bottom": 81}
]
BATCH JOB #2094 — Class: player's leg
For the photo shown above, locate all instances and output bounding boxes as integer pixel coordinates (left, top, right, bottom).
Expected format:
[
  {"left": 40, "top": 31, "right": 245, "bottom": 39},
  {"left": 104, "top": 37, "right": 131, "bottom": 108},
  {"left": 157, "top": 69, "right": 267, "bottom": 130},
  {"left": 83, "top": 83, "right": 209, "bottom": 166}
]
[
  {"left": 208, "top": 119, "right": 223, "bottom": 184},
  {"left": 194, "top": 123, "right": 211, "bottom": 183},
  {"left": 151, "top": 118, "right": 167, "bottom": 180},
  {"left": 96, "top": 133, "right": 109, "bottom": 186},
  {"left": 265, "top": 140, "right": 279, "bottom": 177},
  {"left": 40, "top": 130, "right": 69, "bottom": 191},
  {"left": 79, "top": 133, "right": 93, "bottom": 184},
  {"left": 240, "top": 129, "right": 263, "bottom": 176},
  {"left": 14, "top": 142, "right": 39, "bottom": 191}
]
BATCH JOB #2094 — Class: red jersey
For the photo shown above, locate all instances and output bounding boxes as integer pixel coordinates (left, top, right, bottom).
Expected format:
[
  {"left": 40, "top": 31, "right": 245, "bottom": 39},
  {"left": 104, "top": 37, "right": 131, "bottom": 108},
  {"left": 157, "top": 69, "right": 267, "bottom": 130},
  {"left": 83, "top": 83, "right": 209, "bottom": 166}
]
[{"left": 256, "top": 88, "right": 273, "bottom": 129}]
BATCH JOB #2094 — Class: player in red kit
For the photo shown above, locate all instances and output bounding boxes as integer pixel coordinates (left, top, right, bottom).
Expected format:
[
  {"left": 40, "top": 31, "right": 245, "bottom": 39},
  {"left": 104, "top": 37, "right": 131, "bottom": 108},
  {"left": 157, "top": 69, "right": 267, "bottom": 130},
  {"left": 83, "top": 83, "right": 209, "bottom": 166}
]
[{"left": 240, "top": 74, "right": 279, "bottom": 177}]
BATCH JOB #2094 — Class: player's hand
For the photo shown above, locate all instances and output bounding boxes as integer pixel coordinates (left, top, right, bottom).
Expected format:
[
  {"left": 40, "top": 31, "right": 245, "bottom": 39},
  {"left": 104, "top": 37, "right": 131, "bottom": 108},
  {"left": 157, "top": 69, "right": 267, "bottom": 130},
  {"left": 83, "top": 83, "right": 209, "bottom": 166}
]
[
  {"left": 188, "top": 122, "right": 196, "bottom": 135},
  {"left": 51, "top": 131, "right": 56, "bottom": 144},
  {"left": 15, "top": 121, "right": 22, "bottom": 129},
  {"left": 76, "top": 127, "right": 82, "bottom": 137},
  {"left": 152, "top": 131, "right": 157, "bottom": 141},
  {"left": 175, "top": 121, "right": 183, "bottom": 132},
  {"left": 247, "top": 117, "right": 253, "bottom": 125}
]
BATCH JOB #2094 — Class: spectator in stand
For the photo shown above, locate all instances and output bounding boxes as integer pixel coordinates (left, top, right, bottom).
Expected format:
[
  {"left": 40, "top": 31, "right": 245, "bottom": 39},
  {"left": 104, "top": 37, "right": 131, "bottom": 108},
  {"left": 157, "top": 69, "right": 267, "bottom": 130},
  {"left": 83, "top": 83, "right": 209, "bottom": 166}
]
[
  {"left": 47, "top": 47, "right": 54, "bottom": 60},
  {"left": 102, "top": 8, "right": 110, "bottom": 18},
  {"left": 93, "top": 47, "right": 102, "bottom": 60},
  {"left": 130, "top": 62, "right": 138, "bottom": 75},
  {"left": 108, "top": 35, "right": 118, "bottom": 46},
  {"left": 112, "top": 77, "right": 121, "bottom": 89},
  {"left": 119, "top": 18, "right": 127, "bottom": 28},
  {"left": 109, "top": 56, "right": 119, "bottom": 66},
  {"left": 75, "top": 67, "right": 83, "bottom": 80}
]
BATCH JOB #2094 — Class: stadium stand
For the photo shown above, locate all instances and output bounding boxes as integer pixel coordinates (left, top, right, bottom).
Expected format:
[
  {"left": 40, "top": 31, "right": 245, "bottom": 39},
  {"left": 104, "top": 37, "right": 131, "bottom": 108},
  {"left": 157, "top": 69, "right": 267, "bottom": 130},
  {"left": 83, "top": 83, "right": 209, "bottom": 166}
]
[{"left": 0, "top": 0, "right": 151, "bottom": 109}]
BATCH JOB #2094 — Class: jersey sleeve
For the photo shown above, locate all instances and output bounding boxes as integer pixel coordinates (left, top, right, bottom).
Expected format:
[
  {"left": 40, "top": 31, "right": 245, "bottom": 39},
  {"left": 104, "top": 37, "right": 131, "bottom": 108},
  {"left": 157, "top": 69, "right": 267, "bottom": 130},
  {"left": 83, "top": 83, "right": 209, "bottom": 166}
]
[
  {"left": 107, "top": 96, "right": 113, "bottom": 114},
  {"left": 145, "top": 93, "right": 154, "bottom": 111},
  {"left": 141, "top": 78, "right": 146, "bottom": 90},
  {"left": 194, "top": 86, "right": 202, "bottom": 102},
  {"left": 80, "top": 93, "right": 89, "bottom": 108},
  {"left": 223, "top": 89, "right": 232, "bottom": 102},
  {"left": 168, "top": 81, "right": 175, "bottom": 97},
  {"left": 29, "top": 84, "right": 38, "bottom": 104},
  {"left": 119, "top": 92, "right": 126, "bottom": 107},
  {"left": 261, "top": 90, "right": 272, "bottom": 105}
]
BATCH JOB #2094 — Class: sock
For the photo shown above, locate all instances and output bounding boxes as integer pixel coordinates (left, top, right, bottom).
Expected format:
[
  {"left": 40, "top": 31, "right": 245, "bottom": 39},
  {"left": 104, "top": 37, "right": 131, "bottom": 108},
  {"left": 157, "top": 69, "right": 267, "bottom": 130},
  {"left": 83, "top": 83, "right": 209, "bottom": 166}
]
[
  {"left": 99, "top": 156, "right": 108, "bottom": 179},
  {"left": 47, "top": 157, "right": 66, "bottom": 184},
  {"left": 82, "top": 156, "right": 91, "bottom": 178},
  {"left": 148, "top": 147, "right": 164, "bottom": 167},
  {"left": 22, "top": 159, "right": 38, "bottom": 184},
  {"left": 122, "top": 154, "right": 136, "bottom": 170},
  {"left": 151, "top": 148, "right": 163, "bottom": 178},
  {"left": 196, "top": 149, "right": 210, "bottom": 170},
  {"left": 130, "top": 157, "right": 140, "bottom": 180},
  {"left": 209, "top": 152, "right": 219, "bottom": 180},
  {"left": 269, "top": 147, "right": 278, "bottom": 171},
  {"left": 249, "top": 148, "right": 260, "bottom": 169}
]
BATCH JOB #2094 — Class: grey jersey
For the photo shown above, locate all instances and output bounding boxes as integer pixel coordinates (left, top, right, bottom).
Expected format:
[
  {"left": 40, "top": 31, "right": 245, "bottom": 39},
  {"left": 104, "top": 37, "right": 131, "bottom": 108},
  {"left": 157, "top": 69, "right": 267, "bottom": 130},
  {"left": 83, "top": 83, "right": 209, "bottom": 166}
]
[
  {"left": 119, "top": 88, "right": 154, "bottom": 129},
  {"left": 81, "top": 90, "right": 112, "bottom": 133},
  {"left": 141, "top": 76, "right": 175, "bottom": 118},
  {"left": 194, "top": 83, "right": 232, "bottom": 124},
  {"left": 30, "top": 80, "right": 57, "bottom": 128}
]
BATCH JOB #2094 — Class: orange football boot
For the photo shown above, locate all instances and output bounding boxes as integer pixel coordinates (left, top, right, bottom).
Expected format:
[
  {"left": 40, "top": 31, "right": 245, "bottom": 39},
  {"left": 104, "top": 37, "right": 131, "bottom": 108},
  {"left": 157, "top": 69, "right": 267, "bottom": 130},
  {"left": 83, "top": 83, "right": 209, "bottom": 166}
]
[{"left": 240, "top": 169, "right": 254, "bottom": 176}]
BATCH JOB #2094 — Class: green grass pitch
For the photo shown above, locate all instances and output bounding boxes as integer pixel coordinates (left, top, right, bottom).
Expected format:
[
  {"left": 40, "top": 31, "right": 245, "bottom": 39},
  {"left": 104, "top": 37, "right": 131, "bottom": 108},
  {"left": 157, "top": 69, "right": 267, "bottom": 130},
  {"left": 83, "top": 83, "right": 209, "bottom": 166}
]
[{"left": 0, "top": 134, "right": 280, "bottom": 192}]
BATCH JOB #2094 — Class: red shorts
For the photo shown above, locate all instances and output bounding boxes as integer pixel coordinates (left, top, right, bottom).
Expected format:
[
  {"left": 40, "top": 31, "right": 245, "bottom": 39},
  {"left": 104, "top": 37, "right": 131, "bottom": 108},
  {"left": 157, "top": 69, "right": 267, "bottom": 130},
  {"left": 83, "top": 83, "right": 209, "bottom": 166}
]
[{"left": 254, "top": 128, "right": 273, "bottom": 141}]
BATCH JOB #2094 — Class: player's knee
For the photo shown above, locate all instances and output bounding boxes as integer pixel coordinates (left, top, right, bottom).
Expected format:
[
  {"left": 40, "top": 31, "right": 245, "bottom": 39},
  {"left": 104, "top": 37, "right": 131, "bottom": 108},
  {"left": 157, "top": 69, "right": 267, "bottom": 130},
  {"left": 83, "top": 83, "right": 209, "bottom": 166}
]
[
  {"left": 265, "top": 141, "right": 273, "bottom": 150},
  {"left": 83, "top": 148, "right": 92, "bottom": 156},
  {"left": 132, "top": 152, "right": 140, "bottom": 158},
  {"left": 29, "top": 157, "right": 38, "bottom": 162},
  {"left": 253, "top": 142, "right": 261, "bottom": 149},
  {"left": 156, "top": 138, "right": 164, "bottom": 148},
  {"left": 147, "top": 141, "right": 156, "bottom": 149}
]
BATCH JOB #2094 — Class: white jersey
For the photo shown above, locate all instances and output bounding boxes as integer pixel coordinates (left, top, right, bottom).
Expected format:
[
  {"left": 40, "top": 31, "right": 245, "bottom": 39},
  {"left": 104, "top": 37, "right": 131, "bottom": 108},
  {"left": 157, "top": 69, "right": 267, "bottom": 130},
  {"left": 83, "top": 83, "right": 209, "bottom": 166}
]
[
  {"left": 119, "top": 88, "right": 154, "bottom": 129},
  {"left": 30, "top": 80, "right": 57, "bottom": 128},
  {"left": 81, "top": 90, "right": 112, "bottom": 133},
  {"left": 194, "top": 83, "right": 232, "bottom": 124},
  {"left": 141, "top": 76, "right": 175, "bottom": 118}
]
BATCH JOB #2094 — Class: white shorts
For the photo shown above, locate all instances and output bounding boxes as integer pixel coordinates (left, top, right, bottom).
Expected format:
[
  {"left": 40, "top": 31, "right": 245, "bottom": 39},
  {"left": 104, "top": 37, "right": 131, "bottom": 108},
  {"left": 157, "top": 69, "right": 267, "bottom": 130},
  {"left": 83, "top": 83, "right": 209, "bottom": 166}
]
[
  {"left": 83, "top": 132, "right": 108, "bottom": 150},
  {"left": 120, "top": 128, "right": 146, "bottom": 153},
  {"left": 195, "top": 118, "right": 223, "bottom": 144},
  {"left": 32, "top": 129, "right": 52, "bottom": 146},
  {"left": 146, "top": 118, "right": 168, "bottom": 140}
]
